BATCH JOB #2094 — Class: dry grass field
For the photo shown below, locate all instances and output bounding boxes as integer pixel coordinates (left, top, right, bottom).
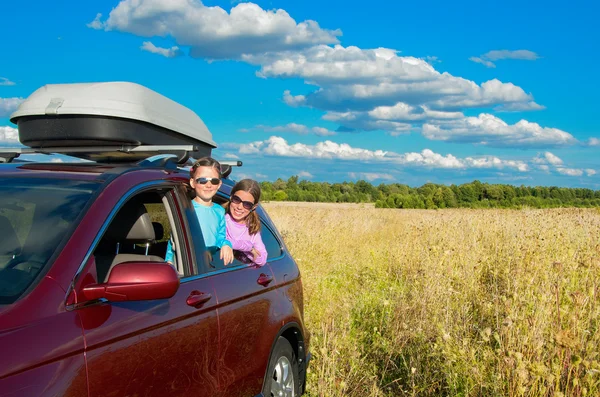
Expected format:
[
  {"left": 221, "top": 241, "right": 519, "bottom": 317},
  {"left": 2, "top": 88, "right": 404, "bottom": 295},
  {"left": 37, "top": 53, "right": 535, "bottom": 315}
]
[{"left": 263, "top": 203, "right": 600, "bottom": 397}]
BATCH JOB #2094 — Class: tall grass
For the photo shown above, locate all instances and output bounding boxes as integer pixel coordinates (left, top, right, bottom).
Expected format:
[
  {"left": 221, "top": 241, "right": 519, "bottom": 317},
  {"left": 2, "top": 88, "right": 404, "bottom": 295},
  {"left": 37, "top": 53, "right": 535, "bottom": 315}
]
[{"left": 263, "top": 204, "right": 600, "bottom": 397}]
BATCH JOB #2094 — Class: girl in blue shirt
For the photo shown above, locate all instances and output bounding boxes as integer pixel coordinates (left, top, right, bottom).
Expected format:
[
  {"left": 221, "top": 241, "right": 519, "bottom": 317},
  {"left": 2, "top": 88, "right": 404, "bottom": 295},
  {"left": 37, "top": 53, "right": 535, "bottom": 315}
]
[{"left": 165, "top": 157, "right": 233, "bottom": 266}]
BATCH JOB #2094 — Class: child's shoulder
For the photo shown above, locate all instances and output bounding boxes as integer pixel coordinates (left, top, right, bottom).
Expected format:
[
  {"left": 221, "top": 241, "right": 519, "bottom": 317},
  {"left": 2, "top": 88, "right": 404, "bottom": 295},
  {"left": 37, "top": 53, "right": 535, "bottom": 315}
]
[{"left": 211, "top": 203, "right": 226, "bottom": 215}]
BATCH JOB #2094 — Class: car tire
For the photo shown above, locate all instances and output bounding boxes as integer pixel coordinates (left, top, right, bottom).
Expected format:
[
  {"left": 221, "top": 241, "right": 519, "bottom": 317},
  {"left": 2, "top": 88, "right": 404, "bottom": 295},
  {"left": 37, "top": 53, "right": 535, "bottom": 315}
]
[{"left": 263, "top": 337, "right": 299, "bottom": 397}]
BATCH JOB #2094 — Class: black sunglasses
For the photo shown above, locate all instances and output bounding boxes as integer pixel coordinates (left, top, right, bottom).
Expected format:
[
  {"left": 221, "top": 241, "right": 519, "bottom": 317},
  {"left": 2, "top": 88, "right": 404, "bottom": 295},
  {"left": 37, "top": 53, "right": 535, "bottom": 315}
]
[
  {"left": 230, "top": 194, "right": 255, "bottom": 211},
  {"left": 195, "top": 177, "right": 221, "bottom": 185}
]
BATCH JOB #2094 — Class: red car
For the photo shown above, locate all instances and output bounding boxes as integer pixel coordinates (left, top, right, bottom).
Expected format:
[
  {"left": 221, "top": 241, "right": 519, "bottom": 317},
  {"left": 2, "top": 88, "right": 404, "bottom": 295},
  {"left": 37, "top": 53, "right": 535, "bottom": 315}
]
[{"left": 0, "top": 82, "right": 310, "bottom": 397}]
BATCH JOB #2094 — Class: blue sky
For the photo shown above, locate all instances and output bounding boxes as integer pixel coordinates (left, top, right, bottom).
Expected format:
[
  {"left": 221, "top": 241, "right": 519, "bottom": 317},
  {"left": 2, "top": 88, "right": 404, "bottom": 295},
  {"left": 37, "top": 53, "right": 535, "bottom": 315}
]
[{"left": 1, "top": 0, "right": 598, "bottom": 187}]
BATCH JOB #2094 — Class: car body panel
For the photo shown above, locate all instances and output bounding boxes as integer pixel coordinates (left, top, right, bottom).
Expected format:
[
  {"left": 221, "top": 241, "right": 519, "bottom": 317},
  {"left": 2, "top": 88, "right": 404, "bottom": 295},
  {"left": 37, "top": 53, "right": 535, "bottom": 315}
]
[{"left": 0, "top": 162, "right": 310, "bottom": 396}]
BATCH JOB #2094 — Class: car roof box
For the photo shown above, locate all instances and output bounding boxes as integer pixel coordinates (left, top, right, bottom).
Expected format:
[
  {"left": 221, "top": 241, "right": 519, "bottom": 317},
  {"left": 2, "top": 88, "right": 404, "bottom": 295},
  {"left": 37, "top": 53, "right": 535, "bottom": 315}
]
[{"left": 10, "top": 82, "right": 217, "bottom": 160}]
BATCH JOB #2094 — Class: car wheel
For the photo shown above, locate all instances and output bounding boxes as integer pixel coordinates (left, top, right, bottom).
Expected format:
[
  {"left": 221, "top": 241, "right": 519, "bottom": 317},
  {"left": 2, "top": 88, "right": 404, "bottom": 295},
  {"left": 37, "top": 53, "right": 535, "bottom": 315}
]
[{"left": 263, "top": 337, "right": 299, "bottom": 397}]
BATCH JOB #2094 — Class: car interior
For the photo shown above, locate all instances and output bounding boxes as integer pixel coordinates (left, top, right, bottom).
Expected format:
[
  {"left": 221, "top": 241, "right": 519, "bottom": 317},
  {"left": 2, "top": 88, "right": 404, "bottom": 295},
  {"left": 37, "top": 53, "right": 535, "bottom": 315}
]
[{"left": 92, "top": 190, "right": 183, "bottom": 283}]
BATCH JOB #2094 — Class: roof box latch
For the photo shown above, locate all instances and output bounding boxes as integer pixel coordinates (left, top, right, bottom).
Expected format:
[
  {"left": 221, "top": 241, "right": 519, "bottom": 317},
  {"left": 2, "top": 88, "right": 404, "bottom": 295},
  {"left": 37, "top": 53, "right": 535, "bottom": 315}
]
[{"left": 45, "top": 98, "right": 64, "bottom": 115}]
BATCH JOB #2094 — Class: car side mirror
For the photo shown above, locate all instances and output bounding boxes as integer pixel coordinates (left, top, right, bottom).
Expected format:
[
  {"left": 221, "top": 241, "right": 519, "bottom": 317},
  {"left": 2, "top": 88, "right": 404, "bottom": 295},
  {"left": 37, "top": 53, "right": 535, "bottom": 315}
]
[{"left": 82, "top": 262, "right": 179, "bottom": 302}]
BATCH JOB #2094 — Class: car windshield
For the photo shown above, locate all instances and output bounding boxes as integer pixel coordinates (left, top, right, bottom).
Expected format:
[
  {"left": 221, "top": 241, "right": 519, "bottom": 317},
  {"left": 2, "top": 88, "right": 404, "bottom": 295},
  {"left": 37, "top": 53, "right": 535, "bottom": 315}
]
[{"left": 0, "top": 178, "right": 99, "bottom": 304}]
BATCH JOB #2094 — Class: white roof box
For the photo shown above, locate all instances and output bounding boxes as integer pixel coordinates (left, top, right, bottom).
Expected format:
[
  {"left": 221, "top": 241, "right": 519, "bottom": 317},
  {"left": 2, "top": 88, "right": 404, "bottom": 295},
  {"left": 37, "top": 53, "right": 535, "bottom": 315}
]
[{"left": 10, "top": 82, "right": 217, "bottom": 159}]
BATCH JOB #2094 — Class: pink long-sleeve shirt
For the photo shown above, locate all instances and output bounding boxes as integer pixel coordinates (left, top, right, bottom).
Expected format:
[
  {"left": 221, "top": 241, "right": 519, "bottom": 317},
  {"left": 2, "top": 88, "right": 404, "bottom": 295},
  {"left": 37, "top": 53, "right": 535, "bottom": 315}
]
[{"left": 225, "top": 213, "right": 267, "bottom": 266}]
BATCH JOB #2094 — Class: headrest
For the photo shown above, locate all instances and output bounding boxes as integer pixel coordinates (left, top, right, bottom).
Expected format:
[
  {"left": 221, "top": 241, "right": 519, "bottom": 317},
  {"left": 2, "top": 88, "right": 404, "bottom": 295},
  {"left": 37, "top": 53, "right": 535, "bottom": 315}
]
[
  {"left": 104, "top": 201, "right": 156, "bottom": 243},
  {"left": 0, "top": 215, "right": 21, "bottom": 255},
  {"left": 152, "top": 222, "right": 164, "bottom": 240}
]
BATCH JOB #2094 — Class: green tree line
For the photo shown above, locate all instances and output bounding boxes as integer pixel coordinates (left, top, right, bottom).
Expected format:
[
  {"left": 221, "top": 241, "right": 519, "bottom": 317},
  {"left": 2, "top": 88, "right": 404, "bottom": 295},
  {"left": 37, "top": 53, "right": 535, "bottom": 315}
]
[{"left": 259, "top": 176, "right": 600, "bottom": 209}]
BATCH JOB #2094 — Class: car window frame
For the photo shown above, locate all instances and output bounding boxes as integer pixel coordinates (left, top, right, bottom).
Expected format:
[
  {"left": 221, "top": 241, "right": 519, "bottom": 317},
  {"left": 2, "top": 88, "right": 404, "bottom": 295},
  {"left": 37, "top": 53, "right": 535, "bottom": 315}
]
[{"left": 67, "top": 180, "right": 179, "bottom": 301}]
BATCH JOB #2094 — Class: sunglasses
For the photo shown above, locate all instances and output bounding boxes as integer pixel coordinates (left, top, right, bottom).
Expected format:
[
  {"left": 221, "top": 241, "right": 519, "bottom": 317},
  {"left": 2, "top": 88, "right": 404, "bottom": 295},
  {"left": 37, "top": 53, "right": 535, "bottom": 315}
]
[
  {"left": 195, "top": 177, "right": 221, "bottom": 185},
  {"left": 230, "top": 194, "right": 255, "bottom": 211}
]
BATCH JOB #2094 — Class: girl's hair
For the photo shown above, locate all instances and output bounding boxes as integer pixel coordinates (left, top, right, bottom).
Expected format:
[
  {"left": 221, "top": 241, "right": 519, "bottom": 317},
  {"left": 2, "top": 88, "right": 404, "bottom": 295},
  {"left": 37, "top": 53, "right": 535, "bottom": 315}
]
[
  {"left": 224, "top": 179, "right": 262, "bottom": 235},
  {"left": 190, "top": 157, "right": 221, "bottom": 178}
]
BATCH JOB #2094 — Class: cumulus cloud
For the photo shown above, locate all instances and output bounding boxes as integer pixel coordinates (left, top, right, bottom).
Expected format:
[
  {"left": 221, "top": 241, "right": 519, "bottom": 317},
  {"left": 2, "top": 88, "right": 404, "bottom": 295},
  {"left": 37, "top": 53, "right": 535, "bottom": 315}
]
[
  {"left": 234, "top": 135, "right": 529, "bottom": 171},
  {"left": 0, "top": 126, "right": 19, "bottom": 143},
  {"left": 248, "top": 123, "right": 336, "bottom": 136},
  {"left": 470, "top": 49, "right": 540, "bottom": 68},
  {"left": 93, "top": 0, "right": 341, "bottom": 59},
  {"left": 0, "top": 77, "right": 15, "bottom": 86},
  {"left": 532, "top": 151, "right": 595, "bottom": 177},
  {"left": 0, "top": 97, "right": 23, "bottom": 117},
  {"left": 250, "top": 46, "right": 541, "bottom": 113},
  {"left": 283, "top": 90, "right": 306, "bottom": 107},
  {"left": 543, "top": 152, "right": 564, "bottom": 166},
  {"left": 556, "top": 167, "right": 584, "bottom": 177},
  {"left": 587, "top": 137, "right": 599, "bottom": 146},
  {"left": 141, "top": 41, "right": 182, "bottom": 57},
  {"left": 422, "top": 114, "right": 577, "bottom": 148}
]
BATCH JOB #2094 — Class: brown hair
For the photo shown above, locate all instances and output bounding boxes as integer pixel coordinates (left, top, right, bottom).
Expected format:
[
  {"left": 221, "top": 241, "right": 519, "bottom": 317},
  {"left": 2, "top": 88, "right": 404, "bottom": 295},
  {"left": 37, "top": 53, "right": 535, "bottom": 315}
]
[
  {"left": 190, "top": 157, "right": 221, "bottom": 178},
  {"left": 224, "top": 179, "right": 262, "bottom": 235}
]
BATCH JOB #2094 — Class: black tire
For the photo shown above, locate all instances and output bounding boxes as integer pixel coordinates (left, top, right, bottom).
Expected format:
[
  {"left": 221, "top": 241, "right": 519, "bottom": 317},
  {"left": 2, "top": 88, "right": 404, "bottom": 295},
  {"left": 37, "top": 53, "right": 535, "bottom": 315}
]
[{"left": 262, "top": 337, "right": 299, "bottom": 397}]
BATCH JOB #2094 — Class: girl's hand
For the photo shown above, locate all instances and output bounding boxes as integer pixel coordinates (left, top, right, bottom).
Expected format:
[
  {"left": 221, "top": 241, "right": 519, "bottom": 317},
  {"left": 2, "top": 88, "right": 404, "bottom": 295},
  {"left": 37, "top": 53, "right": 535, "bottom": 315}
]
[
  {"left": 221, "top": 245, "right": 234, "bottom": 265},
  {"left": 251, "top": 248, "right": 261, "bottom": 262}
]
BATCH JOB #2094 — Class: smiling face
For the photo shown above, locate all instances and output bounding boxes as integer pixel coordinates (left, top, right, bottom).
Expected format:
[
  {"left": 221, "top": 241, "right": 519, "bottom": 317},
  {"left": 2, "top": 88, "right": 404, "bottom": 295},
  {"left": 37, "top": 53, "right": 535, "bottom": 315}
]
[
  {"left": 190, "top": 165, "right": 222, "bottom": 205},
  {"left": 229, "top": 190, "right": 256, "bottom": 222}
]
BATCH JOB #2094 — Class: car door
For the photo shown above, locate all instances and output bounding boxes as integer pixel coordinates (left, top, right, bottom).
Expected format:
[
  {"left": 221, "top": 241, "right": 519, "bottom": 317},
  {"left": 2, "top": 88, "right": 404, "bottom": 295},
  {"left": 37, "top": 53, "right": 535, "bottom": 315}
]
[
  {"left": 74, "top": 185, "right": 221, "bottom": 397},
  {"left": 179, "top": 188, "right": 280, "bottom": 396}
]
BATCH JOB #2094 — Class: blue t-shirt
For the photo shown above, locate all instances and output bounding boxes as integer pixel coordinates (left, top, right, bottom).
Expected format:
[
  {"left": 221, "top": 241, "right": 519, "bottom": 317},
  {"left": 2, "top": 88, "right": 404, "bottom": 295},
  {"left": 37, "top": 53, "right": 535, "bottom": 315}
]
[{"left": 165, "top": 201, "right": 232, "bottom": 263}]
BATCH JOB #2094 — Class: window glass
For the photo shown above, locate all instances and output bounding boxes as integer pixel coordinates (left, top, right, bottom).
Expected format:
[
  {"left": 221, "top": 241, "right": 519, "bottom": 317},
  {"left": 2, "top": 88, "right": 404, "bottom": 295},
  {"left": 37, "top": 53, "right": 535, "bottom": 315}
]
[
  {"left": 0, "top": 178, "right": 98, "bottom": 304},
  {"left": 261, "top": 223, "right": 282, "bottom": 260},
  {"left": 92, "top": 190, "right": 176, "bottom": 283}
]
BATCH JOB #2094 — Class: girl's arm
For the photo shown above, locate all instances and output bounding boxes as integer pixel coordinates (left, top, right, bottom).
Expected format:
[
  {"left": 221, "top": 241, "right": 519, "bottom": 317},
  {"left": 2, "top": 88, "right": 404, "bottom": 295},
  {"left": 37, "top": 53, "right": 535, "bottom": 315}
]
[
  {"left": 229, "top": 236, "right": 254, "bottom": 252},
  {"left": 217, "top": 211, "right": 233, "bottom": 249},
  {"left": 252, "top": 231, "right": 268, "bottom": 266}
]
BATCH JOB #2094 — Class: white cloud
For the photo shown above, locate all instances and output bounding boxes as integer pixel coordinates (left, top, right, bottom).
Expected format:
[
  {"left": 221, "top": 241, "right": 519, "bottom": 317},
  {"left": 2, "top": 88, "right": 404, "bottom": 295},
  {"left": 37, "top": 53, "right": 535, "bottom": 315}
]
[
  {"left": 588, "top": 137, "right": 599, "bottom": 146},
  {"left": 283, "top": 90, "right": 306, "bottom": 107},
  {"left": 424, "top": 56, "right": 441, "bottom": 64},
  {"left": 470, "top": 50, "right": 540, "bottom": 68},
  {"left": 532, "top": 152, "right": 595, "bottom": 177},
  {"left": 297, "top": 171, "right": 313, "bottom": 178},
  {"left": 556, "top": 167, "right": 584, "bottom": 177},
  {"left": 141, "top": 41, "right": 182, "bottom": 58},
  {"left": 0, "top": 97, "right": 23, "bottom": 117},
  {"left": 250, "top": 123, "right": 336, "bottom": 136},
  {"left": 543, "top": 152, "right": 563, "bottom": 166},
  {"left": 0, "top": 126, "right": 19, "bottom": 143},
  {"left": 222, "top": 153, "right": 240, "bottom": 159},
  {"left": 95, "top": 0, "right": 341, "bottom": 59},
  {"left": 311, "top": 127, "right": 336, "bottom": 136},
  {"left": 250, "top": 46, "right": 541, "bottom": 113},
  {"left": 422, "top": 114, "right": 577, "bottom": 148},
  {"left": 469, "top": 57, "right": 496, "bottom": 68},
  {"left": 349, "top": 172, "right": 394, "bottom": 181},
  {"left": 495, "top": 101, "right": 546, "bottom": 112},
  {"left": 484, "top": 50, "right": 540, "bottom": 61},
  {"left": 235, "top": 135, "right": 529, "bottom": 171},
  {"left": 87, "top": 13, "right": 104, "bottom": 29},
  {"left": 0, "top": 77, "right": 15, "bottom": 86}
]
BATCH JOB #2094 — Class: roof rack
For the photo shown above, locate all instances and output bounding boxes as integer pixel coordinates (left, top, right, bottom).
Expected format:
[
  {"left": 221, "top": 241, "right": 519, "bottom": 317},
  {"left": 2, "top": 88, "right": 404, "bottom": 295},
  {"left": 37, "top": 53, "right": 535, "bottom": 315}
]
[{"left": 0, "top": 144, "right": 202, "bottom": 164}]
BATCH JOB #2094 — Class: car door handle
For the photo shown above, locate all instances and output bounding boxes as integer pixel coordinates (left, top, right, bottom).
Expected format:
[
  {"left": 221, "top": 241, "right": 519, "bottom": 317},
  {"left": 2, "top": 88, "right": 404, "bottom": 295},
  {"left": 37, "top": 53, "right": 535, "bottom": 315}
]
[
  {"left": 257, "top": 273, "right": 273, "bottom": 287},
  {"left": 186, "top": 291, "right": 212, "bottom": 308}
]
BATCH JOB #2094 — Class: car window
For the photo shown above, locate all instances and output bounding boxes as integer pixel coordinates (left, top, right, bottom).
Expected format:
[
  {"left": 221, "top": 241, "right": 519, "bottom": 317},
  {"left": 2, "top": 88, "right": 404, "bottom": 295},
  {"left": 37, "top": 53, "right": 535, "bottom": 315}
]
[
  {"left": 261, "top": 223, "right": 283, "bottom": 260},
  {"left": 0, "top": 178, "right": 99, "bottom": 304},
  {"left": 91, "top": 189, "right": 182, "bottom": 283}
]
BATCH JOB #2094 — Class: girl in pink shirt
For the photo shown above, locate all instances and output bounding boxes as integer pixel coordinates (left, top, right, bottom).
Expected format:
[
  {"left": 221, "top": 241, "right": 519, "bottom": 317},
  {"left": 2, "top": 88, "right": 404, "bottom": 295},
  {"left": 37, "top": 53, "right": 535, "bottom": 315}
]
[{"left": 224, "top": 179, "right": 267, "bottom": 266}]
